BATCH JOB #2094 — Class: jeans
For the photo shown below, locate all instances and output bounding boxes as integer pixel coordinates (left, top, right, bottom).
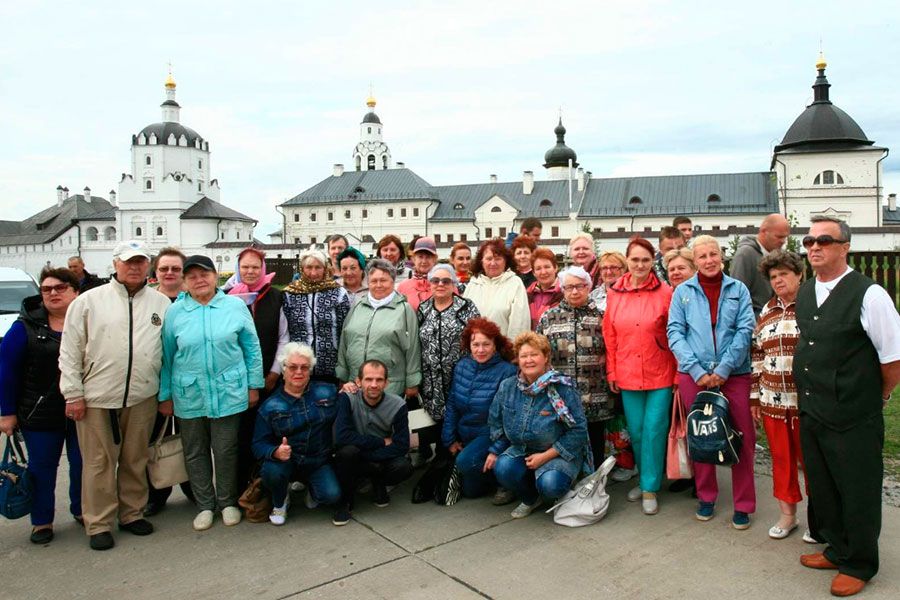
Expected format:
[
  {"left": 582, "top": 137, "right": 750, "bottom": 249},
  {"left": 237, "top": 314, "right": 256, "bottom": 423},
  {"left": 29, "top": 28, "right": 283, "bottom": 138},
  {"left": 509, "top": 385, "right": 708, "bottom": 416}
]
[
  {"left": 21, "top": 423, "right": 82, "bottom": 527},
  {"left": 260, "top": 460, "right": 341, "bottom": 508},
  {"left": 454, "top": 434, "right": 496, "bottom": 498},
  {"left": 494, "top": 454, "right": 572, "bottom": 505},
  {"left": 621, "top": 387, "right": 672, "bottom": 493},
  {"left": 180, "top": 414, "right": 241, "bottom": 511},
  {"left": 334, "top": 445, "right": 413, "bottom": 507}
]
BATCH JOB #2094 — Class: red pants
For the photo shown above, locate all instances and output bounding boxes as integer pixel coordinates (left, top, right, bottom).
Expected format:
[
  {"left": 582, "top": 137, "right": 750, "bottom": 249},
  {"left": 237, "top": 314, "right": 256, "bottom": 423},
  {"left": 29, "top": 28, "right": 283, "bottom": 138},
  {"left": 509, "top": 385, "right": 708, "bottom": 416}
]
[
  {"left": 679, "top": 373, "right": 756, "bottom": 514},
  {"left": 762, "top": 414, "right": 807, "bottom": 504}
]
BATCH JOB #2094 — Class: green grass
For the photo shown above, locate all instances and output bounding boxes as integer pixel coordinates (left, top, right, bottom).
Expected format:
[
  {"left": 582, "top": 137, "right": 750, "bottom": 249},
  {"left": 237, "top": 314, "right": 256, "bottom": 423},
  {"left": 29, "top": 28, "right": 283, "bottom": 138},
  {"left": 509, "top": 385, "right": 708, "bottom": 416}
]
[{"left": 885, "top": 389, "right": 900, "bottom": 479}]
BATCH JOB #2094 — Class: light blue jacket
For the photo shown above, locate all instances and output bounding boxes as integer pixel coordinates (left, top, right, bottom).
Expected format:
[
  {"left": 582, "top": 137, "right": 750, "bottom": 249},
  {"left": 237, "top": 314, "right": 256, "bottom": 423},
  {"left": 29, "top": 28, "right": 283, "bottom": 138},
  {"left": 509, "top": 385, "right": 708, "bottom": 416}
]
[
  {"left": 666, "top": 273, "right": 754, "bottom": 382},
  {"left": 159, "top": 289, "right": 264, "bottom": 419}
]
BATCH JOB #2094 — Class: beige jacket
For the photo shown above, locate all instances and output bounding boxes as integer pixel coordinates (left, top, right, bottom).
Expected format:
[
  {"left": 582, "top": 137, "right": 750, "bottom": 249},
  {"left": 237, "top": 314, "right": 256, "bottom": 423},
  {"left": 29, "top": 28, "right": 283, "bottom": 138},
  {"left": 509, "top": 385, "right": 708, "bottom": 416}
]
[
  {"left": 59, "top": 278, "right": 170, "bottom": 408},
  {"left": 462, "top": 270, "right": 531, "bottom": 339}
]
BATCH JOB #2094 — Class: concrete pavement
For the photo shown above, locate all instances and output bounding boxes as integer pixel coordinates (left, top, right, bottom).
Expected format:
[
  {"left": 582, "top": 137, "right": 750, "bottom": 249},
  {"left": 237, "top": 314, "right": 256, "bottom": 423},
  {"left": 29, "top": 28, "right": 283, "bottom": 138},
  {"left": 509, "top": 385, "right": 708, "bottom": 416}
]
[{"left": 1, "top": 466, "right": 898, "bottom": 599}]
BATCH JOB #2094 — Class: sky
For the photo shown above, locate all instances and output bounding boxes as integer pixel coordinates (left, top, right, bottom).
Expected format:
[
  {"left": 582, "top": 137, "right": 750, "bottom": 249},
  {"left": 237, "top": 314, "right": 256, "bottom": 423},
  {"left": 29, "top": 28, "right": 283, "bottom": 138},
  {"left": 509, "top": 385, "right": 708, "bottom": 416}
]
[{"left": 1, "top": 1, "right": 898, "bottom": 237}]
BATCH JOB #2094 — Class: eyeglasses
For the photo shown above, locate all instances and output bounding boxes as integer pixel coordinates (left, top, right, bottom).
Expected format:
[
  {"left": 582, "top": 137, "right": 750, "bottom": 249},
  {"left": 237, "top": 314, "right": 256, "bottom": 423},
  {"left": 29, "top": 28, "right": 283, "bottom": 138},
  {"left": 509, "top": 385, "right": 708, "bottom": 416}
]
[
  {"left": 157, "top": 267, "right": 182, "bottom": 273},
  {"left": 562, "top": 283, "right": 589, "bottom": 292},
  {"left": 801, "top": 235, "right": 847, "bottom": 249},
  {"left": 285, "top": 364, "right": 311, "bottom": 373},
  {"left": 600, "top": 266, "right": 623, "bottom": 272},
  {"left": 40, "top": 283, "right": 72, "bottom": 295},
  {"left": 429, "top": 277, "right": 454, "bottom": 285}
]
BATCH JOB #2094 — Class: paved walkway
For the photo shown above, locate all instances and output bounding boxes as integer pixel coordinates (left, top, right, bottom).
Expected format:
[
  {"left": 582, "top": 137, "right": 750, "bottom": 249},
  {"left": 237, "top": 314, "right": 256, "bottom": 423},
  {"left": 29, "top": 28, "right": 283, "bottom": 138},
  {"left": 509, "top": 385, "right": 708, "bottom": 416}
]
[{"left": 1, "top": 466, "right": 898, "bottom": 599}]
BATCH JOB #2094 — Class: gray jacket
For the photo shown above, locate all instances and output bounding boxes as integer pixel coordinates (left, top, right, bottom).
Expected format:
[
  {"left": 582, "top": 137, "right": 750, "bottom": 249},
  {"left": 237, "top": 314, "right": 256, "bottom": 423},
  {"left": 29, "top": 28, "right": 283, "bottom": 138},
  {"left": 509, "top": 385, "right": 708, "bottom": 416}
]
[{"left": 729, "top": 235, "right": 772, "bottom": 316}]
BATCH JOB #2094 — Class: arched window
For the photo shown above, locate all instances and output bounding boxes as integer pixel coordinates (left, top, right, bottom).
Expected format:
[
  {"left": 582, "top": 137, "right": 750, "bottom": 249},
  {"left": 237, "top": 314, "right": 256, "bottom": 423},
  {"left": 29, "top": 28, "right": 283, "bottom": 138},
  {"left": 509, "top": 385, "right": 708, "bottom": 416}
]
[
  {"left": 85, "top": 226, "right": 98, "bottom": 241},
  {"left": 145, "top": 179, "right": 153, "bottom": 190},
  {"left": 539, "top": 199, "right": 552, "bottom": 208},
  {"left": 355, "top": 156, "right": 361, "bottom": 171},
  {"left": 367, "top": 127, "right": 372, "bottom": 134},
  {"left": 135, "top": 227, "right": 143, "bottom": 237},
  {"left": 382, "top": 155, "right": 388, "bottom": 169},
  {"left": 156, "top": 226, "right": 163, "bottom": 236},
  {"left": 707, "top": 194, "right": 721, "bottom": 203},
  {"left": 491, "top": 206, "right": 502, "bottom": 213},
  {"left": 367, "top": 154, "right": 375, "bottom": 170},
  {"left": 628, "top": 196, "right": 642, "bottom": 205},
  {"left": 145, "top": 155, "right": 152, "bottom": 166},
  {"left": 453, "top": 203, "right": 464, "bottom": 210},
  {"left": 813, "top": 170, "right": 844, "bottom": 185},
  {"left": 103, "top": 226, "right": 116, "bottom": 241}
]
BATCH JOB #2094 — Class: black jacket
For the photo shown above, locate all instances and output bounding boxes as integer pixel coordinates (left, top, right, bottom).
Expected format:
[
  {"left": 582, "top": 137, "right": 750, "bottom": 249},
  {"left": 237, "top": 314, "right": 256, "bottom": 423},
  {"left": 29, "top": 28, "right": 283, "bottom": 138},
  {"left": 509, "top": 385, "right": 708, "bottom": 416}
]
[
  {"left": 16, "top": 295, "right": 66, "bottom": 430},
  {"left": 79, "top": 269, "right": 107, "bottom": 293}
]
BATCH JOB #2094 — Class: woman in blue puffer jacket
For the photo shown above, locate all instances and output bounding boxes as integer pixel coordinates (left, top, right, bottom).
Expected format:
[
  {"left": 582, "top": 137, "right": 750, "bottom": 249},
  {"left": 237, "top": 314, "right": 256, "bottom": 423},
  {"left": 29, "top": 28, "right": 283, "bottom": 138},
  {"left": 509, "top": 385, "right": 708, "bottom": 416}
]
[{"left": 442, "top": 318, "right": 516, "bottom": 500}]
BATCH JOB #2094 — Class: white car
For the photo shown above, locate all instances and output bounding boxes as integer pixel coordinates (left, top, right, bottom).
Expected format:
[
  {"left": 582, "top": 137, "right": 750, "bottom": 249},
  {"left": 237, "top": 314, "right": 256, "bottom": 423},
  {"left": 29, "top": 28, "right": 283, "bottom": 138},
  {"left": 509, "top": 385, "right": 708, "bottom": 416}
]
[{"left": 0, "top": 267, "right": 39, "bottom": 342}]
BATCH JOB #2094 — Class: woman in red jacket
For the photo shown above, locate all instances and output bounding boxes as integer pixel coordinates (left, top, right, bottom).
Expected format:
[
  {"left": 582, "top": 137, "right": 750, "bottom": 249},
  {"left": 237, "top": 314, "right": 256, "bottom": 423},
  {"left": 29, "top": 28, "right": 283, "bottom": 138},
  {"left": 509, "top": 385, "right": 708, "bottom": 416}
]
[{"left": 603, "top": 236, "right": 676, "bottom": 516}]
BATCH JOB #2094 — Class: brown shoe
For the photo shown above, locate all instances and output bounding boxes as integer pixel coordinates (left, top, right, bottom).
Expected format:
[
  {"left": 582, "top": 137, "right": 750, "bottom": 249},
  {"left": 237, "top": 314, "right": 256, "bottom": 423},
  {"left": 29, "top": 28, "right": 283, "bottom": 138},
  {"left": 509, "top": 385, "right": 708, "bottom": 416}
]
[
  {"left": 830, "top": 574, "right": 866, "bottom": 597},
  {"left": 800, "top": 552, "right": 838, "bottom": 570}
]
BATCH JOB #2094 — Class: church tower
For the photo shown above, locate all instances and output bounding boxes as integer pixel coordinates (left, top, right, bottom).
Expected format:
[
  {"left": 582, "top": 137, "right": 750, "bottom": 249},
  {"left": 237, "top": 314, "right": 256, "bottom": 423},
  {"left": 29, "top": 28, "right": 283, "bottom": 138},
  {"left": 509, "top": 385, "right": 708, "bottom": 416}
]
[
  {"left": 353, "top": 91, "right": 392, "bottom": 171},
  {"left": 543, "top": 118, "right": 578, "bottom": 181}
]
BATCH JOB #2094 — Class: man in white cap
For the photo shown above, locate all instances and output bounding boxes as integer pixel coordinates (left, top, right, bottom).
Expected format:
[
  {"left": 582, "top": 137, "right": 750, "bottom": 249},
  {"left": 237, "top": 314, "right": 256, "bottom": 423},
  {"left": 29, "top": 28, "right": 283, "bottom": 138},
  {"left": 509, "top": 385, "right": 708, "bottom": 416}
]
[
  {"left": 59, "top": 241, "right": 172, "bottom": 551},
  {"left": 396, "top": 236, "right": 439, "bottom": 311}
]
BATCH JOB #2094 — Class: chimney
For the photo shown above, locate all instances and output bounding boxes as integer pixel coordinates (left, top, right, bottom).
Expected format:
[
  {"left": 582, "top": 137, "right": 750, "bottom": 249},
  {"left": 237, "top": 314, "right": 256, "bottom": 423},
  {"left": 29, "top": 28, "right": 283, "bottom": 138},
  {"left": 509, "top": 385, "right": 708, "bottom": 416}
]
[
  {"left": 490, "top": 174, "right": 497, "bottom": 184},
  {"left": 577, "top": 168, "right": 585, "bottom": 192},
  {"left": 56, "top": 185, "right": 64, "bottom": 206},
  {"left": 333, "top": 163, "right": 344, "bottom": 177},
  {"left": 109, "top": 189, "right": 117, "bottom": 207},
  {"left": 890, "top": 193, "right": 897, "bottom": 212},
  {"left": 396, "top": 162, "right": 405, "bottom": 169},
  {"left": 64, "top": 187, "right": 69, "bottom": 199},
  {"left": 523, "top": 171, "right": 534, "bottom": 195},
  {"left": 83, "top": 186, "right": 91, "bottom": 202}
]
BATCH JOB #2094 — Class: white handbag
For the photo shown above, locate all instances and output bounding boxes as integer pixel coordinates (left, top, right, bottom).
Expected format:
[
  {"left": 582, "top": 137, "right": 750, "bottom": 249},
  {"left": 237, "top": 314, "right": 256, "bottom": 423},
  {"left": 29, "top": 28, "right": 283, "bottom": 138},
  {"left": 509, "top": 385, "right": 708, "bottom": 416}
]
[
  {"left": 146, "top": 416, "right": 189, "bottom": 489},
  {"left": 546, "top": 455, "right": 617, "bottom": 527}
]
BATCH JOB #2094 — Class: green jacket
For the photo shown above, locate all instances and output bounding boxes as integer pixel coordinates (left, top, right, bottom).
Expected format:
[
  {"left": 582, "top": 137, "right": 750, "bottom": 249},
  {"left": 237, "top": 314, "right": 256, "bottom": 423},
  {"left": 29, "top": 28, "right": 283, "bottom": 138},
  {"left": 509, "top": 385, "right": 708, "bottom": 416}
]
[{"left": 336, "top": 292, "right": 422, "bottom": 396}]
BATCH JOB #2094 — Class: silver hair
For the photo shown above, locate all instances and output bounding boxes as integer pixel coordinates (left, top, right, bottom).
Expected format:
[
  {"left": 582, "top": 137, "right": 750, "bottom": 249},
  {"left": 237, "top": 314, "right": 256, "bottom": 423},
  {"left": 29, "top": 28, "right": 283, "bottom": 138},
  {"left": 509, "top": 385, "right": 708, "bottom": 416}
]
[
  {"left": 427, "top": 263, "right": 457, "bottom": 284},
  {"left": 558, "top": 265, "right": 592, "bottom": 288},
  {"left": 810, "top": 215, "right": 851, "bottom": 243},
  {"left": 278, "top": 342, "right": 317, "bottom": 369},
  {"left": 299, "top": 248, "right": 329, "bottom": 268},
  {"left": 366, "top": 258, "right": 397, "bottom": 280}
]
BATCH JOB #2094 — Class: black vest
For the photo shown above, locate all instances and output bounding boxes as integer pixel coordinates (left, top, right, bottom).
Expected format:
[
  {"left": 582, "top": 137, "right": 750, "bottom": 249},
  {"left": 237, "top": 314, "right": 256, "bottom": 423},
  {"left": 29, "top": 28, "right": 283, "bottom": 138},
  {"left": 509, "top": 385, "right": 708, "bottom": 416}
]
[
  {"left": 793, "top": 269, "right": 881, "bottom": 431},
  {"left": 16, "top": 297, "right": 65, "bottom": 431},
  {"left": 251, "top": 285, "right": 283, "bottom": 381}
]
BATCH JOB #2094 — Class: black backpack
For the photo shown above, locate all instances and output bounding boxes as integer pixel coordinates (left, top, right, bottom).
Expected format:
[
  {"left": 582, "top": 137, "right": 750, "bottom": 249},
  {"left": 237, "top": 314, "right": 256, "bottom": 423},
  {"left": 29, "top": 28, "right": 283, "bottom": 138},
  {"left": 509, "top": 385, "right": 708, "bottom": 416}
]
[{"left": 686, "top": 389, "right": 743, "bottom": 466}]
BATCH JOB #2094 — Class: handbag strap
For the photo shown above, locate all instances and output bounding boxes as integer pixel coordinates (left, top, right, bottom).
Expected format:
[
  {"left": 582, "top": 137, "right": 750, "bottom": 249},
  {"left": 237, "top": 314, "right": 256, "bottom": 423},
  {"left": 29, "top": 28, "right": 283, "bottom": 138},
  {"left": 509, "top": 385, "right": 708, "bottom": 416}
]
[
  {"left": 670, "top": 389, "right": 686, "bottom": 429},
  {"left": 3, "top": 431, "right": 27, "bottom": 464},
  {"left": 153, "top": 415, "right": 172, "bottom": 446}
]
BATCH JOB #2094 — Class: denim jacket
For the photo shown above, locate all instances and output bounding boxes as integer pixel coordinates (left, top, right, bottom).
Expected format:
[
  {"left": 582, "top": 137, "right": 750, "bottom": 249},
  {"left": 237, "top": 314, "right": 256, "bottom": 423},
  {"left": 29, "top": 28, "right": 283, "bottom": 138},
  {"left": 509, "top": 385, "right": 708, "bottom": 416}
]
[
  {"left": 252, "top": 381, "right": 337, "bottom": 467},
  {"left": 666, "top": 273, "right": 755, "bottom": 382},
  {"left": 488, "top": 375, "right": 588, "bottom": 480}
]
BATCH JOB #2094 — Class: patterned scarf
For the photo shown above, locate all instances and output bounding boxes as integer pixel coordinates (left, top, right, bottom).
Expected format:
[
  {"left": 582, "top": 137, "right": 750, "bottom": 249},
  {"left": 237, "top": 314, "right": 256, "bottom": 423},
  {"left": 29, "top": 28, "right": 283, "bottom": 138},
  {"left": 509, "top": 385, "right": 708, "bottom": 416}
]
[
  {"left": 284, "top": 275, "right": 339, "bottom": 295},
  {"left": 517, "top": 370, "right": 576, "bottom": 427}
]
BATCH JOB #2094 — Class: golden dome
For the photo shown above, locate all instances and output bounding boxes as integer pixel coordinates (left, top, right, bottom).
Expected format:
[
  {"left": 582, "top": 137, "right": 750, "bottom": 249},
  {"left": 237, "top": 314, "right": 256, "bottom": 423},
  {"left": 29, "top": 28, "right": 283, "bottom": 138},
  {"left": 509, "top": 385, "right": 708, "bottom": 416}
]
[
  {"left": 366, "top": 95, "right": 376, "bottom": 108},
  {"left": 816, "top": 50, "right": 827, "bottom": 70},
  {"left": 165, "top": 71, "right": 176, "bottom": 89}
]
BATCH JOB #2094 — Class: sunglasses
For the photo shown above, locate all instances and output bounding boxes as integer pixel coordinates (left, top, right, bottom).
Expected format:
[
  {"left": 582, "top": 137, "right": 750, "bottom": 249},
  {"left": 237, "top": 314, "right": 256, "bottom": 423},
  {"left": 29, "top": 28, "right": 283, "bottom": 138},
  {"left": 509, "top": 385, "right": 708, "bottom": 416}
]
[
  {"left": 801, "top": 235, "right": 847, "bottom": 249},
  {"left": 429, "top": 277, "right": 454, "bottom": 285},
  {"left": 40, "top": 283, "right": 73, "bottom": 295},
  {"left": 157, "top": 267, "right": 183, "bottom": 273}
]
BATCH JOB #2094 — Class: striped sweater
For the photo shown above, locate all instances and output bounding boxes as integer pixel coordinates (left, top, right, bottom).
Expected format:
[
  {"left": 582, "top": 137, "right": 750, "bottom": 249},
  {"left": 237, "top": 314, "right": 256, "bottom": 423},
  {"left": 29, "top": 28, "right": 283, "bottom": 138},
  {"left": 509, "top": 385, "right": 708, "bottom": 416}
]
[{"left": 750, "top": 295, "right": 799, "bottom": 418}]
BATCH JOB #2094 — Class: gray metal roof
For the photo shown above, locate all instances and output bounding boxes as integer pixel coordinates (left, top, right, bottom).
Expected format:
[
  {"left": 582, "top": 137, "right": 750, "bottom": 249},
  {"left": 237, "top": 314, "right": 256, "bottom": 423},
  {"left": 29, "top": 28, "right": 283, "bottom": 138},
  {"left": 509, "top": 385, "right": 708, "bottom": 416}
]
[
  {"left": 180, "top": 196, "right": 256, "bottom": 223},
  {"left": 282, "top": 168, "right": 435, "bottom": 206},
  {"left": 431, "top": 180, "right": 573, "bottom": 221},
  {"left": 884, "top": 207, "right": 900, "bottom": 224},
  {"left": 0, "top": 194, "right": 115, "bottom": 246},
  {"left": 134, "top": 122, "right": 204, "bottom": 147}
]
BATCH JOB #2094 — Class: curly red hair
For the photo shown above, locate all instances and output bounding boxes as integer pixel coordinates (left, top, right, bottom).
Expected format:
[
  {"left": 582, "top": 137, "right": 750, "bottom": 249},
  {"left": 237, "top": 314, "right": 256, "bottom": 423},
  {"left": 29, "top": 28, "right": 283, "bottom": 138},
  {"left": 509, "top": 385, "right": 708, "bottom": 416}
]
[
  {"left": 471, "top": 238, "right": 513, "bottom": 277},
  {"left": 460, "top": 317, "right": 514, "bottom": 361}
]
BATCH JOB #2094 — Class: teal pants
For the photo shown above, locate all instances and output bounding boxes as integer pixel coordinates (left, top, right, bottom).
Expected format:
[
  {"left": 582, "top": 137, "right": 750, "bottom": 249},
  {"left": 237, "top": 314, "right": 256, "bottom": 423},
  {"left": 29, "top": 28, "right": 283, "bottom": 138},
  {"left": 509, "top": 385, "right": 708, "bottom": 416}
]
[{"left": 621, "top": 387, "right": 672, "bottom": 493}]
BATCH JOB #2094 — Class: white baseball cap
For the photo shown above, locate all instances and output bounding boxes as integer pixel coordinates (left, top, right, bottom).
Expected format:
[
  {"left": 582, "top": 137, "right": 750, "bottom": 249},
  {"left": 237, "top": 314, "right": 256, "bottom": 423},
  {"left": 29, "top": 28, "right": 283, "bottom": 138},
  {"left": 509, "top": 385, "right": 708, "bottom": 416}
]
[{"left": 113, "top": 240, "right": 151, "bottom": 261}]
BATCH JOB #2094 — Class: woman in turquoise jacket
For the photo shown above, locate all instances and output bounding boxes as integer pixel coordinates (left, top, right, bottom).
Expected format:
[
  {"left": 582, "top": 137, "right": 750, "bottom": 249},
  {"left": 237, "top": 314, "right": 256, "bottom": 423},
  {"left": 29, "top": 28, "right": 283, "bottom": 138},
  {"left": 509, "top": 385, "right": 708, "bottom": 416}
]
[{"left": 159, "top": 255, "right": 264, "bottom": 532}]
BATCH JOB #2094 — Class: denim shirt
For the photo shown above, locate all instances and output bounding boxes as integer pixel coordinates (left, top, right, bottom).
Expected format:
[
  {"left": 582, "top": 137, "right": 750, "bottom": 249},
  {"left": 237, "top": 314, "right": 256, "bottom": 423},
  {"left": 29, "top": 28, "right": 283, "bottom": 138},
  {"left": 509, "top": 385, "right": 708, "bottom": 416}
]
[
  {"left": 252, "top": 381, "right": 337, "bottom": 467},
  {"left": 488, "top": 375, "right": 588, "bottom": 479}
]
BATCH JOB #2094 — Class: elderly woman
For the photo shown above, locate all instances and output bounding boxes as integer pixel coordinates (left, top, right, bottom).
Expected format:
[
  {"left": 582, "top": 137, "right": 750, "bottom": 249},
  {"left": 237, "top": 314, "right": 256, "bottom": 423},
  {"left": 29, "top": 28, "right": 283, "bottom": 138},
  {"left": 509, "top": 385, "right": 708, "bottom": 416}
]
[
  {"left": 159, "top": 255, "right": 264, "bottom": 531},
  {"left": 537, "top": 266, "right": 612, "bottom": 468},
  {"left": 603, "top": 237, "right": 676, "bottom": 516},
  {"left": 253, "top": 343, "right": 341, "bottom": 526},
  {"left": 376, "top": 234, "right": 412, "bottom": 282},
  {"left": 568, "top": 233, "right": 602, "bottom": 289},
  {"left": 667, "top": 235, "right": 756, "bottom": 529},
  {"left": 397, "top": 236, "right": 439, "bottom": 311},
  {"left": 227, "top": 247, "right": 289, "bottom": 490},
  {"left": 589, "top": 251, "right": 627, "bottom": 312},
  {"left": 463, "top": 238, "right": 530, "bottom": 339},
  {"left": 0, "top": 268, "right": 81, "bottom": 544},
  {"left": 338, "top": 247, "right": 368, "bottom": 307},
  {"left": 511, "top": 235, "right": 537, "bottom": 288},
  {"left": 443, "top": 318, "right": 517, "bottom": 500},
  {"left": 750, "top": 250, "right": 809, "bottom": 540},
  {"left": 664, "top": 247, "right": 696, "bottom": 288},
  {"left": 486, "top": 332, "right": 590, "bottom": 519},
  {"left": 282, "top": 249, "right": 351, "bottom": 384},
  {"left": 449, "top": 242, "right": 473, "bottom": 292},
  {"left": 527, "top": 247, "right": 563, "bottom": 329},
  {"left": 336, "top": 259, "right": 422, "bottom": 398}
]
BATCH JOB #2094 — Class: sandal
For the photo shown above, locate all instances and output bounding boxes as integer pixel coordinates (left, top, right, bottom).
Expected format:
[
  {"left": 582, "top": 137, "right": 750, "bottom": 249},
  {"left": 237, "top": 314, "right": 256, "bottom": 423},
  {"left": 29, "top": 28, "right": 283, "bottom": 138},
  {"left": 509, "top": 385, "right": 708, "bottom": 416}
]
[{"left": 768, "top": 518, "right": 799, "bottom": 539}]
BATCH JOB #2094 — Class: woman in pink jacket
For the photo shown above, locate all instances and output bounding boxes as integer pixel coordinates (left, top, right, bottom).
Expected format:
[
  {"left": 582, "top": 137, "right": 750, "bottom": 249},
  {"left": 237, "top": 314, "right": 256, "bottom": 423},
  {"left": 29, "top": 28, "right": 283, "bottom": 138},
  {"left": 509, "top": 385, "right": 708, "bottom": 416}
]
[{"left": 603, "top": 236, "right": 676, "bottom": 516}]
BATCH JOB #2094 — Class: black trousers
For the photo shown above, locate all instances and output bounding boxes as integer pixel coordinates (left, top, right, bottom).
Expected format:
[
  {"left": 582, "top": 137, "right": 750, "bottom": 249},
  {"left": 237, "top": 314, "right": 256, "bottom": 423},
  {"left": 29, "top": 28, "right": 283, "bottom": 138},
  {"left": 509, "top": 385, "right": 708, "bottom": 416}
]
[
  {"left": 236, "top": 402, "right": 261, "bottom": 492},
  {"left": 587, "top": 420, "right": 606, "bottom": 467},
  {"left": 147, "top": 412, "right": 194, "bottom": 505},
  {"left": 800, "top": 413, "right": 883, "bottom": 581},
  {"left": 334, "top": 445, "right": 413, "bottom": 507}
]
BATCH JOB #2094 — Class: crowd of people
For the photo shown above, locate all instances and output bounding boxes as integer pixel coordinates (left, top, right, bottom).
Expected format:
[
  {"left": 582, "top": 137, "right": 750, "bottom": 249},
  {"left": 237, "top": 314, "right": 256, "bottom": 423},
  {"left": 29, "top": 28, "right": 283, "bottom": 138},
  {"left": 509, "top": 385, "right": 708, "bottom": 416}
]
[{"left": 1, "top": 214, "right": 899, "bottom": 597}]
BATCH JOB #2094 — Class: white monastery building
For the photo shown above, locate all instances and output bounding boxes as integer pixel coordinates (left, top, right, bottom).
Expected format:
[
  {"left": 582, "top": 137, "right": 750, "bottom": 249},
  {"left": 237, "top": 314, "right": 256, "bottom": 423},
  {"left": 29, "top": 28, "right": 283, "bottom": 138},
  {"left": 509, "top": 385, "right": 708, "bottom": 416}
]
[
  {"left": 0, "top": 72, "right": 256, "bottom": 276},
  {"left": 281, "top": 53, "right": 899, "bottom": 255}
]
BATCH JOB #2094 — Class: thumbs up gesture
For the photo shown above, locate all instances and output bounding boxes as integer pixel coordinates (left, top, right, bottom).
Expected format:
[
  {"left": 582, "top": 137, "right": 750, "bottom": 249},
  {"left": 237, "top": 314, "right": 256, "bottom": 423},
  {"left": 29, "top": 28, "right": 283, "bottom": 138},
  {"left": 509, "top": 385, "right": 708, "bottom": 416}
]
[{"left": 274, "top": 436, "right": 292, "bottom": 461}]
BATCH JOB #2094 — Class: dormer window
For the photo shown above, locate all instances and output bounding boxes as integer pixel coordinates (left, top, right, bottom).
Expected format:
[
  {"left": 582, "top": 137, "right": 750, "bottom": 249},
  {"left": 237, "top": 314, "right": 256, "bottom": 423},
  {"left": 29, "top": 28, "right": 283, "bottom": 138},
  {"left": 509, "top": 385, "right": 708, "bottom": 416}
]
[
  {"left": 813, "top": 170, "right": 844, "bottom": 185},
  {"left": 354, "top": 186, "right": 366, "bottom": 193},
  {"left": 491, "top": 206, "right": 502, "bottom": 213},
  {"left": 628, "top": 196, "right": 642, "bottom": 205},
  {"left": 539, "top": 199, "right": 552, "bottom": 208},
  {"left": 453, "top": 203, "right": 464, "bottom": 210},
  {"left": 707, "top": 194, "right": 721, "bottom": 203}
]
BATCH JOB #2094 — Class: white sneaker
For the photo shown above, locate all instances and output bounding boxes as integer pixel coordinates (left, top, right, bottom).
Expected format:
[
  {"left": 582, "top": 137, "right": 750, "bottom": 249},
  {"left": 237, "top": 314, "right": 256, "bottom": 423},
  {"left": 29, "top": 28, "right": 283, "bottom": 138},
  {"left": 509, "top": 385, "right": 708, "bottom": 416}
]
[
  {"left": 510, "top": 499, "right": 542, "bottom": 519},
  {"left": 269, "top": 505, "right": 288, "bottom": 526},
  {"left": 611, "top": 467, "right": 637, "bottom": 483},
  {"left": 192, "top": 510, "right": 214, "bottom": 531},
  {"left": 222, "top": 506, "right": 242, "bottom": 526},
  {"left": 627, "top": 485, "right": 642, "bottom": 502},
  {"left": 802, "top": 529, "right": 819, "bottom": 544},
  {"left": 289, "top": 481, "right": 306, "bottom": 493},
  {"left": 641, "top": 493, "right": 659, "bottom": 515},
  {"left": 305, "top": 490, "right": 319, "bottom": 509}
]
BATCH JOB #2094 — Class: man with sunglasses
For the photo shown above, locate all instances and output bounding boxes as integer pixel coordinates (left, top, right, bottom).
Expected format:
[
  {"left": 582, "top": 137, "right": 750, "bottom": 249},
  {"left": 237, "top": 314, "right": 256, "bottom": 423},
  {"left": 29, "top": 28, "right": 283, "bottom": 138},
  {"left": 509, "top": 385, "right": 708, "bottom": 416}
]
[{"left": 793, "top": 216, "right": 900, "bottom": 597}]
